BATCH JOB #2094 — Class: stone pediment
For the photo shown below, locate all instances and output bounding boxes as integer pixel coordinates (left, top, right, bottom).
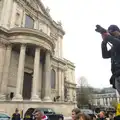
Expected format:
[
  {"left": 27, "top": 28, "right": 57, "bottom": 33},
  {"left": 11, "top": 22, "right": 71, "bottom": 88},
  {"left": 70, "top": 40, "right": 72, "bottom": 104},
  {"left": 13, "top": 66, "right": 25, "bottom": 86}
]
[{"left": 24, "top": 0, "right": 50, "bottom": 18}]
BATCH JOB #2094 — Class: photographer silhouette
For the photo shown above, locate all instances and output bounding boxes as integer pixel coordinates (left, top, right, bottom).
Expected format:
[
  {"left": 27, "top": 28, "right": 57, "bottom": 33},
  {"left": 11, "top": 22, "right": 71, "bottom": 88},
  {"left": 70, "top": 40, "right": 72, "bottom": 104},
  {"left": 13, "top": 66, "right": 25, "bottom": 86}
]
[{"left": 95, "top": 25, "right": 120, "bottom": 95}]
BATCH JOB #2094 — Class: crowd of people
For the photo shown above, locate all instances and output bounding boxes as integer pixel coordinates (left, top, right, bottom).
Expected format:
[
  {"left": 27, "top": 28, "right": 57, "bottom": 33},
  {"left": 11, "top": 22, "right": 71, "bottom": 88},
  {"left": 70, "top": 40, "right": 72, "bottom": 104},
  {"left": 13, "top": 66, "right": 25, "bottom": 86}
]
[
  {"left": 11, "top": 107, "right": 120, "bottom": 120},
  {"left": 71, "top": 108, "right": 120, "bottom": 120}
]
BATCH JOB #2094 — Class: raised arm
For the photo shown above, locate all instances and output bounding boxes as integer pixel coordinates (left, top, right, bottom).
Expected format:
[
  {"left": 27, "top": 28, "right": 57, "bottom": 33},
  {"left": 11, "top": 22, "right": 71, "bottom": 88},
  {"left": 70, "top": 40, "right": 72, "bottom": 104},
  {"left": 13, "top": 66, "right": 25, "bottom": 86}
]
[
  {"left": 103, "top": 34, "right": 120, "bottom": 47},
  {"left": 101, "top": 41, "right": 111, "bottom": 58}
]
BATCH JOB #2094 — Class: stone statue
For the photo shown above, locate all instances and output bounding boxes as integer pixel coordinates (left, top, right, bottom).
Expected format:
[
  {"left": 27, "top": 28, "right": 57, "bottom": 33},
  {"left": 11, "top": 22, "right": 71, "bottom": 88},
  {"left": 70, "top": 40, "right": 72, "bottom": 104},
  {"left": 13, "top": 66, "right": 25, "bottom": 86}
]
[
  {"left": 57, "top": 21, "right": 62, "bottom": 26},
  {"left": 46, "top": 7, "right": 50, "bottom": 14}
]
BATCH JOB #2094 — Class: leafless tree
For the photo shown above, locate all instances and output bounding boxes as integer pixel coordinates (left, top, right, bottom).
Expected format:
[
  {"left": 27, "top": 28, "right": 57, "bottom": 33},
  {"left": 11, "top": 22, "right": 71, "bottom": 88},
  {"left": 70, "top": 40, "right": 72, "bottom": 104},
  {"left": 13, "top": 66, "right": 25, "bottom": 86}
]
[{"left": 77, "top": 76, "right": 94, "bottom": 108}]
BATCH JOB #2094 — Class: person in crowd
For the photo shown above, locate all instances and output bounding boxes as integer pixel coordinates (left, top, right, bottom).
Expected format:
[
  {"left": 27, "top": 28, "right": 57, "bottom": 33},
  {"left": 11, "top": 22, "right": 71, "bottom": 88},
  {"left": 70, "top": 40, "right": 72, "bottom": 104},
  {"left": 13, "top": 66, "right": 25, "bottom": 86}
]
[
  {"left": 108, "top": 113, "right": 114, "bottom": 120},
  {"left": 34, "top": 111, "right": 48, "bottom": 120},
  {"left": 96, "top": 24, "right": 120, "bottom": 94},
  {"left": 75, "top": 113, "right": 91, "bottom": 120},
  {"left": 92, "top": 115, "right": 96, "bottom": 120},
  {"left": 96, "top": 114, "right": 100, "bottom": 120},
  {"left": 72, "top": 108, "right": 81, "bottom": 120},
  {"left": 99, "top": 111, "right": 106, "bottom": 120},
  {"left": 114, "top": 114, "right": 120, "bottom": 120},
  {"left": 12, "top": 108, "right": 21, "bottom": 120}
]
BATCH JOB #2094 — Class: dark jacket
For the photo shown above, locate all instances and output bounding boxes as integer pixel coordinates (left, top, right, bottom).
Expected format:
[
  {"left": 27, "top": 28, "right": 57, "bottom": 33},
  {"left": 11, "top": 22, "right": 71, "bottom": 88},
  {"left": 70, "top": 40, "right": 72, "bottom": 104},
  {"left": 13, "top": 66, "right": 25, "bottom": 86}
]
[
  {"left": 101, "top": 35, "right": 120, "bottom": 88},
  {"left": 114, "top": 115, "right": 120, "bottom": 120},
  {"left": 12, "top": 113, "right": 21, "bottom": 120}
]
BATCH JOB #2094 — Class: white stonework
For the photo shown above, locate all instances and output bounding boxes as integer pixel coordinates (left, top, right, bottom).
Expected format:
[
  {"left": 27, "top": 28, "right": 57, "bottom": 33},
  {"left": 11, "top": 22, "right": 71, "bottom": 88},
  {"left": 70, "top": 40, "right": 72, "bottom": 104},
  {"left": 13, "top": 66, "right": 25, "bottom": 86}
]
[
  {"left": 0, "top": 0, "right": 76, "bottom": 116},
  {"left": 92, "top": 93, "right": 117, "bottom": 106}
]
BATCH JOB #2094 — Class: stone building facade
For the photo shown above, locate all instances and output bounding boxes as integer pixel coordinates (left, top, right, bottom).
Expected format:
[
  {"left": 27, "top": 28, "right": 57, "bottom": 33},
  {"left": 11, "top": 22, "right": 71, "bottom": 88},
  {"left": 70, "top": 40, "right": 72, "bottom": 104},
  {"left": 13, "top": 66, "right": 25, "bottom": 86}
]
[
  {"left": 0, "top": 0, "right": 76, "bottom": 116},
  {"left": 92, "top": 93, "right": 117, "bottom": 106},
  {"left": 92, "top": 88, "right": 117, "bottom": 106}
]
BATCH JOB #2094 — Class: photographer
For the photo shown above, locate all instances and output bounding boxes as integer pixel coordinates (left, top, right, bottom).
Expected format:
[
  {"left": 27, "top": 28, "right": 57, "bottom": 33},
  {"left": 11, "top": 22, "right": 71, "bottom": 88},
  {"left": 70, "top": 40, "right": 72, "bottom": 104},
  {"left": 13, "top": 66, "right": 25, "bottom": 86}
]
[{"left": 95, "top": 25, "right": 120, "bottom": 94}]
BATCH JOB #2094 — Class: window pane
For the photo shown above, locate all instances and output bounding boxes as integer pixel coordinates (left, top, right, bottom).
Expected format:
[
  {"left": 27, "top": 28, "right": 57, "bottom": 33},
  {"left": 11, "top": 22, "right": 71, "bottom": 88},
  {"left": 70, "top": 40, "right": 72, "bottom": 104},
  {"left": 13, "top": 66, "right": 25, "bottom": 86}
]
[
  {"left": 0, "top": 114, "right": 9, "bottom": 118},
  {"left": 25, "top": 15, "right": 34, "bottom": 28}
]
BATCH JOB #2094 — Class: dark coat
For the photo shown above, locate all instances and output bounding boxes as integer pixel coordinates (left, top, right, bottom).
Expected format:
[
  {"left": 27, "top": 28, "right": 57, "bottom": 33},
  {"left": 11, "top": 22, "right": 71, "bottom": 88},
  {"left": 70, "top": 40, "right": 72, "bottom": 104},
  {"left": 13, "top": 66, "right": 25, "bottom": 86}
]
[
  {"left": 101, "top": 35, "right": 120, "bottom": 88},
  {"left": 114, "top": 115, "right": 120, "bottom": 120},
  {"left": 12, "top": 113, "right": 21, "bottom": 120}
]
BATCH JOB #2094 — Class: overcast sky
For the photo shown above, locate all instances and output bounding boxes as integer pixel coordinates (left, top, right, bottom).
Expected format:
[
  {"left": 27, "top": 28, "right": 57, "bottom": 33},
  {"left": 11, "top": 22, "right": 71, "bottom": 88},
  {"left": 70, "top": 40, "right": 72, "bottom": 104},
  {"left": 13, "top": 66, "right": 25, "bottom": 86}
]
[{"left": 41, "top": 0, "right": 120, "bottom": 88}]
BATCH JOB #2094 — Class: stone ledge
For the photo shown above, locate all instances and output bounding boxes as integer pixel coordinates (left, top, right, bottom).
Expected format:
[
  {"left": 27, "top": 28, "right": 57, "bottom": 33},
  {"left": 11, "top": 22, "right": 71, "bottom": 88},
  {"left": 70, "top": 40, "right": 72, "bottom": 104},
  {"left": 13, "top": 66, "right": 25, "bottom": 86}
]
[{"left": 0, "top": 100, "right": 76, "bottom": 105}]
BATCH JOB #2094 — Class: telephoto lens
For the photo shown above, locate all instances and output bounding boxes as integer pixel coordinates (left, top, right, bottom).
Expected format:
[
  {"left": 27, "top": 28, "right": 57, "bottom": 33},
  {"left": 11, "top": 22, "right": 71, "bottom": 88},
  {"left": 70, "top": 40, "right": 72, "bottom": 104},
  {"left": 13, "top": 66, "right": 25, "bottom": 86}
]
[{"left": 95, "top": 25, "right": 107, "bottom": 34}]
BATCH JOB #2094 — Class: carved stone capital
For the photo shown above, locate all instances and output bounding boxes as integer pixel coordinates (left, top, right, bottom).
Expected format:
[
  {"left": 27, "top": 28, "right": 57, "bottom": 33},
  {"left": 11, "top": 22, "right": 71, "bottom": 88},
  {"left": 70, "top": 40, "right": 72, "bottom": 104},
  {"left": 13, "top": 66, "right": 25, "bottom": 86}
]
[{"left": 0, "top": 38, "right": 10, "bottom": 45}]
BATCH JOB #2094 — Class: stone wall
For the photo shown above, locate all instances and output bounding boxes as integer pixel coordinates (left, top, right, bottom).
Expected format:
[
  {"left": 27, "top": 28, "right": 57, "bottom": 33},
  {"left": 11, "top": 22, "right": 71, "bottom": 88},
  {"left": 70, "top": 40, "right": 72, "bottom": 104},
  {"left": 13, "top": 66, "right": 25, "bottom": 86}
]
[{"left": 0, "top": 101, "right": 77, "bottom": 117}]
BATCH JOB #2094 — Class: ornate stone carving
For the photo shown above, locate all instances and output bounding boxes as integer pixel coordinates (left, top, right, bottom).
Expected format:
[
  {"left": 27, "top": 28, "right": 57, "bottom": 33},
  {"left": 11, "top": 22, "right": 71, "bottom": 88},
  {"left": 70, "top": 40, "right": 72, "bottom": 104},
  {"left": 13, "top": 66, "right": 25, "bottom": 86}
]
[
  {"left": 72, "top": 91, "right": 76, "bottom": 102},
  {"left": 57, "top": 21, "right": 62, "bottom": 26},
  {"left": 16, "top": 0, "right": 65, "bottom": 35},
  {"left": 0, "top": 38, "right": 10, "bottom": 45}
]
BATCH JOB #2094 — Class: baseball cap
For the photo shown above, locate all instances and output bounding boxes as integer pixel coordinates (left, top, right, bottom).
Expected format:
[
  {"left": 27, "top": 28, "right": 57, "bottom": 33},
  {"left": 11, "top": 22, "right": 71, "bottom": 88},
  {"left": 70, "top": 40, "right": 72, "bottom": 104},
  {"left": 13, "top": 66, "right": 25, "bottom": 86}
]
[{"left": 108, "top": 25, "right": 120, "bottom": 33}]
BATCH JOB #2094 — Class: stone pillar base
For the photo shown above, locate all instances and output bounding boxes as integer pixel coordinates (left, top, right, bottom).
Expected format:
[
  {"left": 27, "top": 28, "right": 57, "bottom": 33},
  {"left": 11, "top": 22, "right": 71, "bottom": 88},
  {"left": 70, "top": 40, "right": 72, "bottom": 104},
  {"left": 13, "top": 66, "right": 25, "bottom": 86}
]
[
  {"left": 12, "top": 94, "right": 23, "bottom": 101},
  {"left": 43, "top": 96, "right": 52, "bottom": 102},
  {"left": 31, "top": 95, "right": 41, "bottom": 102},
  {"left": 0, "top": 94, "right": 6, "bottom": 100}
]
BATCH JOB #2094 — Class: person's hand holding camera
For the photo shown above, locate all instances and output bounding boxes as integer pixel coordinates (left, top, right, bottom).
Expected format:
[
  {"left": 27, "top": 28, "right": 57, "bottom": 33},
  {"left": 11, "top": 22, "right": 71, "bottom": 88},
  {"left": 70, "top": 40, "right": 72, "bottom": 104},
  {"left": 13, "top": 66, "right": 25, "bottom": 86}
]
[{"left": 95, "top": 25, "right": 110, "bottom": 40}]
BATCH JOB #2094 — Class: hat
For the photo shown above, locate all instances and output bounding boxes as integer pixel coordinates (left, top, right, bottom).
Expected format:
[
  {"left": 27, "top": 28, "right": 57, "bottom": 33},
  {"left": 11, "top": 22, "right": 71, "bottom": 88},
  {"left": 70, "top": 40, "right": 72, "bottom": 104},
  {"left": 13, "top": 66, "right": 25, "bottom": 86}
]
[{"left": 108, "top": 25, "right": 120, "bottom": 33}]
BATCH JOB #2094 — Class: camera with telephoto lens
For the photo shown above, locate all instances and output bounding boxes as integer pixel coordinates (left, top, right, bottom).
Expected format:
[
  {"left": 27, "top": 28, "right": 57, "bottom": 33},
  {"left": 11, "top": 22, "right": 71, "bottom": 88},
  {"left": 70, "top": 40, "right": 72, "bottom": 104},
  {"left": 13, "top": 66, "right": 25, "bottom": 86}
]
[{"left": 95, "top": 25, "right": 107, "bottom": 34}]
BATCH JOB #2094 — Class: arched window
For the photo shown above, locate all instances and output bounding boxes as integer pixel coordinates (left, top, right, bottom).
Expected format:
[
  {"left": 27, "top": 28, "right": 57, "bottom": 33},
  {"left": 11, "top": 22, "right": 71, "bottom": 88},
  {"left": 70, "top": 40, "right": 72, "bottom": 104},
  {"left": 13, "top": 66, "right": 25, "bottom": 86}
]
[{"left": 51, "top": 69, "right": 56, "bottom": 89}]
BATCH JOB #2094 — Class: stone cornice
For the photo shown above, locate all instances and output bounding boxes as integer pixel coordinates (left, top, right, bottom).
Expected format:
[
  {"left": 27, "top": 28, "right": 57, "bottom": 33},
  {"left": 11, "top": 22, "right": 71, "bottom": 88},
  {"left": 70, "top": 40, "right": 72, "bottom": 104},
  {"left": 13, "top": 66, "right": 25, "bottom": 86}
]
[
  {"left": 63, "top": 58, "right": 75, "bottom": 69},
  {"left": 51, "top": 57, "right": 76, "bottom": 70},
  {"left": 10, "top": 27, "right": 55, "bottom": 48},
  {"left": 51, "top": 57, "right": 67, "bottom": 70},
  {"left": 51, "top": 63, "right": 65, "bottom": 71},
  {"left": 16, "top": 0, "right": 65, "bottom": 35},
  {"left": 65, "top": 80, "right": 77, "bottom": 86},
  {"left": 52, "top": 57, "right": 66, "bottom": 65},
  {"left": 0, "top": 26, "right": 55, "bottom": 54},
  {"left": 65, "top": 81, "right": 76, "bottom": 89},
  {"left": 0, "top": 100, "right": 76, "bottom": 105}
]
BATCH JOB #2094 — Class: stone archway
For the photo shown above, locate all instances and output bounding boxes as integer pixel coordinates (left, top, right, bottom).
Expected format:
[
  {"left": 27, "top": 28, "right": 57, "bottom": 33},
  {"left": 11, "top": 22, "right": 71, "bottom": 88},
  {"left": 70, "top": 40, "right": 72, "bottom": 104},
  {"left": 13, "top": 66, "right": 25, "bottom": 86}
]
[{"left": 22, "top": 72, "right": 32, "bottom": 100}]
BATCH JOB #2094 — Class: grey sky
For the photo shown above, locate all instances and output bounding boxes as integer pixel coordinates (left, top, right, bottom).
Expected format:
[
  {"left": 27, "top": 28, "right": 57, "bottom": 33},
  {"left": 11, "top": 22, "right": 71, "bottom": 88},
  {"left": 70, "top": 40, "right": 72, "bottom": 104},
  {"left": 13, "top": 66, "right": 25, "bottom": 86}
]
[{"left": 42, "top": 0, "right": 120, "bottom": 88}]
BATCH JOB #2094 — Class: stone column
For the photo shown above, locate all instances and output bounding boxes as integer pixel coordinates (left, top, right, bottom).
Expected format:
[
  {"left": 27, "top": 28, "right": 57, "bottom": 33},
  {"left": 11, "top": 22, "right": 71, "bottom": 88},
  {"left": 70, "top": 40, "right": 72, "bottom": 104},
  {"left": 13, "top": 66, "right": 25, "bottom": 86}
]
[
  {"left": 103, "top": 98, "right": 105, "bottom": 105},
  {"left": 0, "top": 0, "right": 13, "bottom": 28},
  {"left": 0, "top": 44, "right": 6, "bottom": 100},
  {"left": 110, "top": 97, "right": 112, "bottom": 104},
  {"left": 58, "top": 37, "right": 60, "bottom": 58},
  {"left": 58, "top": 69, "right": 62, "bottom": 101},
  {"left": 31, "top": 47, "right": 41, "bottom": 101},
  {"left": 39, "top": 63, "right": 42, "bottom": 99},
  {"left": 116, "top": 90, "right": 120, "bottom": 102},
  {"left": 0, "top": 45, "right": 12, "bottom": 98},
  {"left": 95, "top": 99, "right": 97, "bottom": 105},
  {"left": 61, "top": 71, "right": 64, "bottom": 101},
  {"left": 60, "top": 37, "right": 63, "bottom": 58},
  {"left": 108, "top": 98, "right": 110, "bottom": 106},
  {"left": 0, "top": 45, "right": 6, "bottom": 85},
  {"left": 13, "top": 44, "right": 26, "bottom": 101},
  {"left": 102, "top": 98, "right": 104, "bottom": 105},
  {"left": 43, "top": 51, "right": 52, "bottom": 102}
]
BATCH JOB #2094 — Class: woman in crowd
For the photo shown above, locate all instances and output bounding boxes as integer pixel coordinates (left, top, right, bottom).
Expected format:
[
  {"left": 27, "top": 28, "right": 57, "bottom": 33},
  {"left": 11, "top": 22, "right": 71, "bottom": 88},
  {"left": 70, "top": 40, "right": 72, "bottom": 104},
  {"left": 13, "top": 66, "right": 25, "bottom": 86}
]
[{"left": 72, "top": 108, "right": 81, "bottom": 120}]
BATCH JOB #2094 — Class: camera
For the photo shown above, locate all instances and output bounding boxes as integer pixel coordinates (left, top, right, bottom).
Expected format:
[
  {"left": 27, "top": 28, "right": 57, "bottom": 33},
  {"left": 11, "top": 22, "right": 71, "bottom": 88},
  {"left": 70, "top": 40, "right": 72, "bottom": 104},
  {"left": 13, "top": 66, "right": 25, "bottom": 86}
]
[{"left": 95, "top": 25, "right": 107, "bottom": 34}]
